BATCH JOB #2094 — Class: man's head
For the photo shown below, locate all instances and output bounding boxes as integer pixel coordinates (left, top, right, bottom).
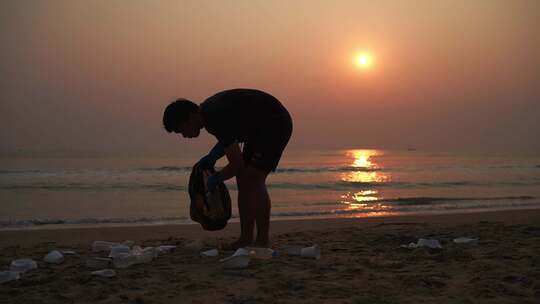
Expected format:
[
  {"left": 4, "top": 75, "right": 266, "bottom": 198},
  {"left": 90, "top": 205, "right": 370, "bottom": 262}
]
[{"left": 163, "top": 99, "right": 202, "bottom": 138}]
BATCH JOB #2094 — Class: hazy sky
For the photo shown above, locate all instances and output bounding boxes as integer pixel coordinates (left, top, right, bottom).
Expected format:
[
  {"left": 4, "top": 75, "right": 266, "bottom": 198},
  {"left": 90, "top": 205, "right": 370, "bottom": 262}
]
[{"left": 1, "top": 0, "right": 539, "bottom": 156}]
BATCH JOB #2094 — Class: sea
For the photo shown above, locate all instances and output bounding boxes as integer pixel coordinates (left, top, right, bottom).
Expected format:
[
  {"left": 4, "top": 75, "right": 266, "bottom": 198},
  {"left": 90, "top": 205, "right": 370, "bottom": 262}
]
[{"left": 1, "top": 149, "right": 539, "bottom": 230}]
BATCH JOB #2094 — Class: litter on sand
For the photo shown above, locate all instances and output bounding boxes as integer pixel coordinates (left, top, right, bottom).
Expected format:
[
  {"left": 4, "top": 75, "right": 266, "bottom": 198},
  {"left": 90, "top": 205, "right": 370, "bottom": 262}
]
[
  {"left": 108, "top": 244, "right": 131, "bottom": 258},
  {"left": 221, "top": 255, "right": 250, "bottom": 269},
  {"left": 86, "top": 257, "right": 111, "bottom": 269},
  {"left": 201, "top": 249, "right": 219, "bottom": 257},
  {"left": 183, "top": 239, "right": 204, "bottom": 251},
  {"left": 112, "top": 246, "right": 156, "bottom": 268},
  {"left": 91, "top": 269, "right": 116, "bottom": 278},
  {"left": 283, "top": 245, "right": 321, "bottom": 259},
  {"left": 0, "top": 271, "right": 20, "bottom": 284},
  {"left": 453, "top": 237, "right": 478, "bottom": 245},
  {"left": 43, "top": 250, "right": 64, "bottom": 264},
  {"left": 156, "top": 245, "right": 176, "bottom": 254},
  {"left": 401, "top": 239, "right": 442, "bottom": 249},
  {"left": 92, "top": 240, "right": 134, "bottom": 252},
  {"left": 247, "top": 247, "right": 276, "bottom": 259},
  {"left": 10, "top": 259, "right": 38, "bottom": 273}
]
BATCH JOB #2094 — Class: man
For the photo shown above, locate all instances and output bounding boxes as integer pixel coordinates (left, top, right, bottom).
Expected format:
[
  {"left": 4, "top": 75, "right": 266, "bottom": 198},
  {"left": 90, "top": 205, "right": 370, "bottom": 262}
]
[{"left": 163, "top": 88, "right": 293, "bottom": 249}]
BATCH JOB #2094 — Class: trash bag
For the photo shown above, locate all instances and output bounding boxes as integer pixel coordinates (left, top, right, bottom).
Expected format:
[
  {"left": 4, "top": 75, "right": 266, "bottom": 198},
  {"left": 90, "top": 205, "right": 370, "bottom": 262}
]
[{"left": 188, "top": 162, "right": 232, "bottom": 231}]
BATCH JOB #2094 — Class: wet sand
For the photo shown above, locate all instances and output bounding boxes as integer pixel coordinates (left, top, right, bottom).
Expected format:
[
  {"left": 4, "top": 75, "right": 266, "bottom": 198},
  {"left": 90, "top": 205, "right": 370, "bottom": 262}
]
[{"left": 1, "top": 209, "right": 540, "bottom": 303}]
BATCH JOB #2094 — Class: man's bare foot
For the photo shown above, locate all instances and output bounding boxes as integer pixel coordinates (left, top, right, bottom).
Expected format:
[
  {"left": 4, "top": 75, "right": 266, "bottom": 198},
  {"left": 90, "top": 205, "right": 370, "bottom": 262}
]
[{"left": 222, "top": 238, "right": 252, "bottom": 251}]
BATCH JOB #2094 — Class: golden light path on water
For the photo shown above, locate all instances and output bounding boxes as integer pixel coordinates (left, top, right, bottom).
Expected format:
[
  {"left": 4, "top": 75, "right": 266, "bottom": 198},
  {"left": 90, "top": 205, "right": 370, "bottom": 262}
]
[{"left": 338, "top": 149, "right": 394, "bottom": 217}]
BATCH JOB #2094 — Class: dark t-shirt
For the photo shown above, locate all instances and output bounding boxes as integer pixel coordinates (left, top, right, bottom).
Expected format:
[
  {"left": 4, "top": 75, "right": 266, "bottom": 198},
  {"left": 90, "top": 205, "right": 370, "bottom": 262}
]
[{"left": 200, "top": 89, "right": 288, "bottom": 147}]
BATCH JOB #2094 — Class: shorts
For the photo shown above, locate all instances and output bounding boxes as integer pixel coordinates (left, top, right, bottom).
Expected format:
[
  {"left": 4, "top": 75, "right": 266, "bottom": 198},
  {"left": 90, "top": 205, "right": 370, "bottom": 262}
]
[{"left": 242, "top": 112, "right": 293, "bottom": 172}]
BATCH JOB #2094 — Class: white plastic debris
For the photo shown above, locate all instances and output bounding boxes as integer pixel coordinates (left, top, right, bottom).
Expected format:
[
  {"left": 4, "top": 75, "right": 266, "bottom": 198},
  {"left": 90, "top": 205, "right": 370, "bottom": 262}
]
[
  {"left": 112, "top": 246, "right": 156, "bottom": 268},
  {"left": 108, "top": 244, "right": 131, "bottom": 258},
  {"left": 91, "top": 269, "right": 116, "bottom": 278},
  {"left": 92, "top": 240, "right": 133, "bottom": 252},
  {"left": 284, "top": 246, "right": 302, "bottom": 256},
  {"left": 401, "top": 239, "right": 442, "bottom": 249},
  {"left": 219, "top": 247, "right": 251, "bottom": 268},
  {"left": 453, "top": 237, "right": 478, "bottom": 245},
  {"left": 61, "top": 250, "right": 77, "bottom": 255},
  {"left": 247, "top": 247, "right": 275, "bottom": 259},
  {"left": 86, "top": 257, "right": 111, "bottom": 269},
  {"left": 0, "top": 271, "right": 20, "bottom": 284},
  {"left": 233, "top": 248, "right": 250, "bottom": 257},
  {"left": 156, "top": 245, "right": 176, "bottom": 255},
  {"left": 92, "top": 241, "right": 117, "bottom": 252},
  {"left": 184, "top": 239, "right": 204, "bottom": 251},
  {"left": 201, "top": 249, "right": 219, "bottom": 257},
  {"left": 10, "top": 259, "right": 37, "bottom": 273},
  {"left": 221, "top": 255, "right": 250, "bottom": 269},
  {"left": 417, "top": 239, "right": 442, "bottom": 249},
  {"left": 112, "top": 254, "right": 138, "bottom": 269},
  {"left": 43, "top": 250, "right": 64, "bottom": 264},
  {"left": 400, "top": 242, "right": 418, "bottom": 249},
  {"left": 300, "top": 245, "right": 321, "bottom": 259}
]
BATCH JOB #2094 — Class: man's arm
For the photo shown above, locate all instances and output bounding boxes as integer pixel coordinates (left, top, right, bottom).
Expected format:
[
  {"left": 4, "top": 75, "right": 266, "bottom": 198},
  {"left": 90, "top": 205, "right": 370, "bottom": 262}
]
[{"left": 217, "top": 142, "right": 243, "bottom": 181}]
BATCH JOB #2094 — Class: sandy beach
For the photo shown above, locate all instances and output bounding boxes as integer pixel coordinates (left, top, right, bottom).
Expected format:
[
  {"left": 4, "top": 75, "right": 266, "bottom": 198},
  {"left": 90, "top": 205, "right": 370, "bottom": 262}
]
[{"left": 1, "top": 209, "right": 540, "bottom": 303}]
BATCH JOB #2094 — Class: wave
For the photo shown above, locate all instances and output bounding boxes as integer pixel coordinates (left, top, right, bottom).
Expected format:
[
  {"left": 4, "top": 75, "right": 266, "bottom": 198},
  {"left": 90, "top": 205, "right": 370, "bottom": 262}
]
[
  {"left": 2, "top": 178, "right": 540, "bottom": 191},
  {"left": 136, "top": 166, "right": 192, "bottom": 172},
  {"left": 1, "top": 183, "right": 187, "bottom": 191},
  {"left": 135, "top": 166, "right": 383, "bottom": 173},
  {"left": 0, "top": 216, "right": 190, "bottom": 229},
  {"left": 302, "top": 196, "right": 536, "bottom": 206}
]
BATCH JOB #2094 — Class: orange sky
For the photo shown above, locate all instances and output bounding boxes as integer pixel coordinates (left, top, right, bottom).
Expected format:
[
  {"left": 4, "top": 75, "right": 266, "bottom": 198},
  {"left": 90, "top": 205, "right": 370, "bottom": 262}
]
[{"left": 1, "top": 0, "right": 539, "bottom": 156}]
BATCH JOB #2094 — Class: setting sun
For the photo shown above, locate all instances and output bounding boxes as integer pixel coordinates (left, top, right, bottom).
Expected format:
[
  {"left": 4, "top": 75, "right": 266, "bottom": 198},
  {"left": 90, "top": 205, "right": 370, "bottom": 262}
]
[{"left": 354, "top": 53, "right": 372, "bottom": 69}]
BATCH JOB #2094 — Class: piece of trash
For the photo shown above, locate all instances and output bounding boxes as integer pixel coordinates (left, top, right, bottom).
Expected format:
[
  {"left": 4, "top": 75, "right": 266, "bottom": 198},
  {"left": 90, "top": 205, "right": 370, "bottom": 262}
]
[
  {"left": 219, "top": 248, "right": 250, "bottom": 262},
  {"left": 401, "top": 239, "right": 442, "bottom": 249},
  {"left": 86, "top": 257, "right": 111, "bottom": 269},
  {"left": 108, "top": 244, "right": 131, "bottom": 258},
  {"left": 43, "top": 250, "right": 64, "bottom": 264},
  {"left": 156, "top": 245, "right": 176, "bottom": 255},
  {"left": 453, "top": 237, "right": 478, "bottom": 245},
  {"left": 221, "top": 255, "right": 250, "bottom": 269},
  {"left": 417, "top": 239, "right": 442, "bottom": 249},
  {"left": 92, "top": 240, "right": 133, "bottom": 252},
  {"left": 135, "top": 246, "right": 157, "bottom": 262},
  {"left": 91, "top": 269, "right": 116, "bottom": 278},
  {"left": 112, "top": 246, "right": 156, "bottom": 268},
  {"left": 112, "top": 254, "right": 138, "bottom": 269},
  {"left": 0, "top": 271, "right": 20, "bottom": 284},
  {"left": 247, "top": 247, "right": 275, "bottom": 259},
  {"left": 92, "top": 241, "right": 117, "bottom": 252},
  {"left": 232, "top": 248, "right": 250, "bottom": 257},
  {"left": 184, "top": 239, "right": 204, "bottom": 251},
  {"left": 201, "top": 249, "right": 219, "bottom": 257},
  {"left": 283, "top": 246, "right": 302, "bottom": 256},
  {"left": 10, "top": 259, "right": 37, "bottom": 273},
  {"left": 300, "top": 245, "right": 321, "bottom": 259},
  {"left": 61, "top": 250, "right": 77, "bottom": 255},
  {"left": 400, "top": 242, "right": 418, "bottom": 249}
]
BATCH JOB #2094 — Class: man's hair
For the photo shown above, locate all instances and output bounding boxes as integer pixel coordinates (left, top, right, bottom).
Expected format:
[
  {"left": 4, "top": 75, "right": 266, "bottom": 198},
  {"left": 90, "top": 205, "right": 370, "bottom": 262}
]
[{"left": 162, "top": 98, "right": 199, "bottom": 133}]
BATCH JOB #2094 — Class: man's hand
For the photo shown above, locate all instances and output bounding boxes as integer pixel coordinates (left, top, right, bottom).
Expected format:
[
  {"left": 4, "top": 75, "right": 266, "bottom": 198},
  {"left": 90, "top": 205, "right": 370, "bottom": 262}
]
[
  {"left": 206, "top": 173, "right": 223, "bottom": 193},
  {"left": 197, "top": 143, "right": 225, "bottom": 170}
]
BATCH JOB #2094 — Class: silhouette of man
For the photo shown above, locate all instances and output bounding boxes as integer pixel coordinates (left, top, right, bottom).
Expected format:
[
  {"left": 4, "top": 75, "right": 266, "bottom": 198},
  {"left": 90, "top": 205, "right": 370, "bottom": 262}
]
[{"left": 163, "top": 89, "right": 293, "bottom": 249}]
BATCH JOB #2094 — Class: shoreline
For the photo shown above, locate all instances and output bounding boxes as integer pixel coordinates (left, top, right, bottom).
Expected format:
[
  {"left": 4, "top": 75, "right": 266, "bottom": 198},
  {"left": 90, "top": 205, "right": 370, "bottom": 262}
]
[{"left": 2, "top": 208, "right": 540, "bottom": 249}]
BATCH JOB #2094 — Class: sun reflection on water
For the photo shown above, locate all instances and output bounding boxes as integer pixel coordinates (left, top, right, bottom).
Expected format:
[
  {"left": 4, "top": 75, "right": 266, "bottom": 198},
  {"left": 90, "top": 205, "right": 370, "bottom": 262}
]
[{"left": 338, "top": 149, "right": 393, "bottom": 216}]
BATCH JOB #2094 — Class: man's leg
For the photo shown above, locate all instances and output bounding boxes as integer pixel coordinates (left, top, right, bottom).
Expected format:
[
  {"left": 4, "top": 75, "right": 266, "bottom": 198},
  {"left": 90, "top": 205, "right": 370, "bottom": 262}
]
[
  {"left": 234, "top": 171, "right": 255, "bottom": 248},
  {"left": 233, "top": 165, "right": 270, "bottom": 249}
]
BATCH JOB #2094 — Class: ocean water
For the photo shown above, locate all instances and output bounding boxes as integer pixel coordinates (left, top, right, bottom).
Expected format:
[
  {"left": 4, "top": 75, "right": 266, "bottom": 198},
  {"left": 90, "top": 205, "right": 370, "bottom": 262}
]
[{"left": 1, "top": 149, "right": 539, "bottom": 230}]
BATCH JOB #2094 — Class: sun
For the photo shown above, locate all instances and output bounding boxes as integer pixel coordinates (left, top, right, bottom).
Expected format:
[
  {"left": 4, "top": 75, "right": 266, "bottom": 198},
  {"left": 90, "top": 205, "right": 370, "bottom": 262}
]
[{"left": 354, "top": 53, "right": 372, "bottom": 69}]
